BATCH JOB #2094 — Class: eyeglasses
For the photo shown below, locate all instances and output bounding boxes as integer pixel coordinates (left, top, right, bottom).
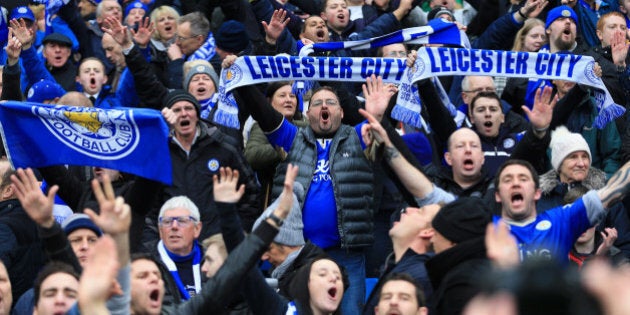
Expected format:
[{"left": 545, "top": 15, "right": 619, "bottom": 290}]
[
  {"left": 176, "top": 34, "right": 199, "bottom": 41},
  {"left": 159, "top": 216, "right": 197, "bottom": 227},
  {"left": 310, "top": 99, "right": 339, "bottom": 107},
  {"left": 462, "top": 87, "right": 496, "bottom": 94}
]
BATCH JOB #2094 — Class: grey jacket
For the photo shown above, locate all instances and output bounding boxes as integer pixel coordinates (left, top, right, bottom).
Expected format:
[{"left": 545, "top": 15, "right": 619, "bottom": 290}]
[{"left": 272, "top": 124, "right": 374, "bottom": 249}]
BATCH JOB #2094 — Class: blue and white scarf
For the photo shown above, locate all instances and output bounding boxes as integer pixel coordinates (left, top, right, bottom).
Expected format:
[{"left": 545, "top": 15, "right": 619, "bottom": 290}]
[
  {"left": 299, "top": 18, "right": 469, "bottom": 55},
  {"left": 398, "top": 47, "right": 624, "bottom": 129},
  {"left": 188, "top": 32, "right": 216, "bottom": 62},
  {"left": 216, "top": 20, "right": 467, "bottom": 129},
  {"left": 199, "top": 93, "right": 218, "bottom": 120},
  {"left": 157, "top": 240, "right": 202, "bottom": 300}
]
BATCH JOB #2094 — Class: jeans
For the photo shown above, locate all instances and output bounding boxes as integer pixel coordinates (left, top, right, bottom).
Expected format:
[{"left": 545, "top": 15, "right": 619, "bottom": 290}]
[{"left": 326, "top": 247, "right": 366, "bottom": 314}]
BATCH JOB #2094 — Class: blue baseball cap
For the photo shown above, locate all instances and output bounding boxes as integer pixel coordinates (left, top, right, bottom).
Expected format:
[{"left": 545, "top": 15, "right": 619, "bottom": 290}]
[
  {"left": 10, "top": 6, "right": 35, "bottom": 22},
  {"left": 27, "top": 80, "right": 66, "bottom": 103},
  {"left": 545, "top": 5, "right": 578, "bottom": 29}
]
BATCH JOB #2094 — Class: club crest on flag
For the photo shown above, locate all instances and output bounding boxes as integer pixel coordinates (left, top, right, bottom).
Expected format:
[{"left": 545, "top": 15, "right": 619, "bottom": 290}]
[{"left": 32, "top": 106, "right": 140, "bottom": 160}]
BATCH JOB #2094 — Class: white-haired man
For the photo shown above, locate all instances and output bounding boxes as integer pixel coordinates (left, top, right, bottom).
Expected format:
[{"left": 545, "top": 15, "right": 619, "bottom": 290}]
[{"left": 156, "top": 196, "right": 203, "bottom": 302}]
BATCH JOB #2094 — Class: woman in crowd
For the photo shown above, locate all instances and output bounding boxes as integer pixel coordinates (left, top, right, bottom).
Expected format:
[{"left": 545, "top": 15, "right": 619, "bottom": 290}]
[{"left": 244, "top": 81, "right": 308, "bottom": 207}]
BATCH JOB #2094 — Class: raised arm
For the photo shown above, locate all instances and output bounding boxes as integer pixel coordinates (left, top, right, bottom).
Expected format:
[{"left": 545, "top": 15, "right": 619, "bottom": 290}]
[
  {"left": 177, "top": 165, "right": 299, "bottom": 314},
  {"left": 213, "top": 167, "right": 247, "bottom": 251},
  {"left": 11, "top": 168, "right": 82, "bottom": 272},
  {"left": 85, "top": 174, "right": 132, "bottom": 315},
  {"left": 597, "top": 160, "right": 630, "bottom": 208},
  {"left": 102, "top": 16, "right": 168, "bottom": 110},
  {"left": 360, "top": 109, "right": 454, "bottom": 204},
  {"left": 2, "top": 29, "right": 24, "bottom": 101},
  {"left": 78, "top": 235, "right": 120, "bottom": 315},
  {"left": 226, "top": 55, "right": 284, "bottom": 132}
]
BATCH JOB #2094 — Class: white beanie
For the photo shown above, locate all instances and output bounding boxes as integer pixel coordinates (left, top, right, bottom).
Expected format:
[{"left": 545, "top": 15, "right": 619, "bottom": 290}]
[{"left": 550, "top": 126, "right": 591, "bottom": 171}]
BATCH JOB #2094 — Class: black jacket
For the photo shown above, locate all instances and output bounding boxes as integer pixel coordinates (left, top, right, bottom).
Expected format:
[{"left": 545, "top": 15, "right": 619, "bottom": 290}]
[
  {"left": 0, "top": 199, "right": 47, "bottom": 304},
  {"left": 426, "top": 238, "right": 490, "bottom": 315},
  {"left": 154, "top": 122, "right": 260, "bottom": 241}
]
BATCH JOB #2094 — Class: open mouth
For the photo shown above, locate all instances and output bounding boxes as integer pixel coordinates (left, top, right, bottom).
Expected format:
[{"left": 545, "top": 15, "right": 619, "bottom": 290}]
[
  {"left": 328, "top": 287, "right": 337, "bottom": 298},
  {"left": 337, "top": 13, "right": 345, "bottom": 20},
  {"left": 181, "top": 120, "right": 190, "bottom": 127},
  {"left": 321, "top": 111, "right": 330, "bottom": 121},
  {"left": 165, "top": 26, "right": 172, "bottom": 31},
  {"left": 563, "top": 29, "right": 571, "bottom": 35},
  {"left": 150, "top": 289, "right": 160, "bottom": 301},
  {"left": 511, "top": 193, "right": 523, "bottom": 203},
  {"left": 484, "top": 121, "right": 493, "bottom": 128},
  {"left": 196, "top": 87, "right": 207, "bottom": 94},
  {"left": 463, "top": 158, "right": 474, "bottom": 167},
  {"left": 316, "top": 29, "right": 325, "bottom": 38}
]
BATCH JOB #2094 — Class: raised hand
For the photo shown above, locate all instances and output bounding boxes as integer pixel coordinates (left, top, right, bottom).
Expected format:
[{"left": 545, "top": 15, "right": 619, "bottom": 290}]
[
  {"left": 596, "top": 227, "right": 618, "bottom": 256},
  {"left": 161, "top": 107, "right": 177, "bottom": 128},
  {"left": 79, "top": 235, "right": 120, "bottom": 315},
  {"left": 131, "top": 17, "right": 154, "bottom": 48},
  {"left": 485, "top": 220, "right": 519, "bottom": 269},
  {"left": 262, "top": 9, "right": 290, "bottom": 45},
  {"left": 101, "top": 16, "right": 132, "bottom": 49},
  {"left": 6, "top": 29, "right": 23, "bottom": 66},
  {"left": 522, "top": 0, "right": 549, "bottom": 19},
  {"left": 84, "top": 173, "right": 131, "bottom": 235},
  {"left": 359, "top": 108, "right": 392, "bottom": 148},
  {"left": 11, "top": 168, "right": 57, "bottom": 229},
  {"left": 363, "top": 75, "right": 389, "bottom": 122},
  {"left": 522, "top": 85, "right": 557, "bottom": 135},
  {"left": 213, "top": 167, "right": 245, "bottom": 204},
  {"left": 222, "top": 54, "right": 238, "bottom": 69},
  {"left": 273, "top": 164, "right": 299, "bottom": 220},
  {"left": 406, "top": 50, "right": 417, "bottom": 68},
  {"left": 611, "top": 31, "right": 629, "bottom": 68},
  {"left": 167, "top": 42, "right": 183, "bottom": 60},
  {"left": 582, "top": 258, "right": 630, "bottom": 315},
  {"left": 8, "top": 18, "right": 34, "bottom": 50}
]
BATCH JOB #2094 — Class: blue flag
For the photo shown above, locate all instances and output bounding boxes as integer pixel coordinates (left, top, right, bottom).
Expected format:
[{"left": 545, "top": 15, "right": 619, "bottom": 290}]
[{"left": 0, "top": 101, "right": 172, "bottom": 184}]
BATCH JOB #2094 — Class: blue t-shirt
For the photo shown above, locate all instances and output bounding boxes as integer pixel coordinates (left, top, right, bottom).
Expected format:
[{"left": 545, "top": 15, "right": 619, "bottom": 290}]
[
  {"left": 496, "top": 191, "right": 598, "bottom": 264},
  {"left": 267, "top": 119, "right": 365, "bottom": 249}
]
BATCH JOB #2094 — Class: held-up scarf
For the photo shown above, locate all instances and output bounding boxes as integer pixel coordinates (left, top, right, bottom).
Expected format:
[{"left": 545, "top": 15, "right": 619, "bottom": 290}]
[
  {"left": 397, "top": 47, "right": 624, "bottom": 129},
  {"left": 215, "top": 19, "right": 467, "bottom": 129}
]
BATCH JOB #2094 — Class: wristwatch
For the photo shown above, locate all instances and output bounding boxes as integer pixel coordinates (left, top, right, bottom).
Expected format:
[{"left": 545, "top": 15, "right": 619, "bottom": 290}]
[{"left": 267, "top": 213, "right": 284, "bottom": 227}]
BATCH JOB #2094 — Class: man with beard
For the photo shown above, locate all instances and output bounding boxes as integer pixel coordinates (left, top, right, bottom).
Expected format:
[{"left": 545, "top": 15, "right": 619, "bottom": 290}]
[{"left": 523, "top": 5, "right": 589, "bottom": 109}]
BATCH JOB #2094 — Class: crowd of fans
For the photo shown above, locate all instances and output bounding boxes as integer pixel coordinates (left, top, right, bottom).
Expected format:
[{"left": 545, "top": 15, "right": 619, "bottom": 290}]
[{"left": 2, "top": 0, "right": 630, "bottom": 314}]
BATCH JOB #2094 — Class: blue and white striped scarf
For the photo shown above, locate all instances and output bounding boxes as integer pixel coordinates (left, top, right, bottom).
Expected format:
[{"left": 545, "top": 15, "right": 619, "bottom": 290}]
[
  {"left": 188, "top": 32, "right": 216, "bottom": 62},
  {"left": 216, "top": 19, "right": 466, "bottom": 129},
  {"left": 400, "top": 47, "right": 624, "bottom": 129}
]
